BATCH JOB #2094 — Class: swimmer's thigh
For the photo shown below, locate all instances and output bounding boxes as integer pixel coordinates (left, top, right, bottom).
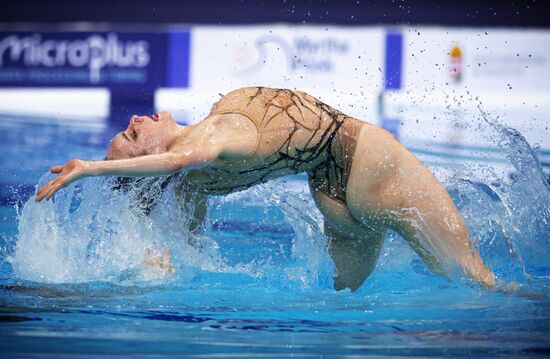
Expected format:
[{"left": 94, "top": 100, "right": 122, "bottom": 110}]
[
  {"left": 345, "top": 124, "right": 405, "bottom": 222},
  {"left": 345, "top": 125, "right": 465, "bottom": 280}
]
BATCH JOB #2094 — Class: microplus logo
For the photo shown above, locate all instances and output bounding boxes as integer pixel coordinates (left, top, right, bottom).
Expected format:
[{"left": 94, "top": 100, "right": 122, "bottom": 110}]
[{"left": 0, "top": 33, "right": 150, "bottom": 83}]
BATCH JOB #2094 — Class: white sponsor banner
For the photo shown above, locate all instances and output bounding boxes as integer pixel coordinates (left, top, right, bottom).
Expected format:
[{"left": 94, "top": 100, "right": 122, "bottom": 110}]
[
  {"left": 0, "top": 88, "right": 109, "bottom": 125},
  {"left": 401, "top": 28, "right": 550, "bottom": 93},
  {"left": 379, "top": 27, "right": 550, "bottom": 177},
  {"left": 162, "top": 25, "right": 384, "bottom": 123}
]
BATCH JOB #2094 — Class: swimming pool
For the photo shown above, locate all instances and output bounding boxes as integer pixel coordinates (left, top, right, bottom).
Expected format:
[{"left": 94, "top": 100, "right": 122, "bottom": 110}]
[{"left": 0, "top": 114, "right": 549, "bottom": 357}]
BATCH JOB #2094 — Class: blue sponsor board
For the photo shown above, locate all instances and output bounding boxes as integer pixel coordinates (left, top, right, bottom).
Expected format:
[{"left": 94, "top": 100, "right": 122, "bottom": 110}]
[
  {"left": 381, "top": 31, "right": 403, "bottom": 139},
  {"left": 384, "top": 31, "right": 403, "bottom": 90},
  {"left": 0, "top": 30, "right": 190, "bottom": 98}
]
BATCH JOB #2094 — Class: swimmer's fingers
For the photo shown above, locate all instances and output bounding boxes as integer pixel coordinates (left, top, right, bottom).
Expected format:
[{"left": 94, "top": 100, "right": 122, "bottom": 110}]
[
  {"left": 44, "top": 178, "right": 68, "bottom": 201},
  {"left": 36, "top": 180, "right": 56, "bottom": 202},
  {"left": 161, "top": 251, "right": 171, "bottom": 272},
  {"left": 36, "top": 160, "right": 87, "bottom": 203},
  {"left": 35, "top": 178, "right": 63, "bottom": 202},
  {"left": 35, "top": 175, "right": 72, "bottom": 202}
]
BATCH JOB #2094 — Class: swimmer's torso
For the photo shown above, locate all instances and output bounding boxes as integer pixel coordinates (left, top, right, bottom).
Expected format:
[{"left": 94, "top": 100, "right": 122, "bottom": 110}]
[{"left": 185, "top": 87, "right": 364, "bottom": 200}]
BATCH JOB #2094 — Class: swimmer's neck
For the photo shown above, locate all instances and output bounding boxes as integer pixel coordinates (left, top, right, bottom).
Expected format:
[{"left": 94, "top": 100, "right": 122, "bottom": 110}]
[{"left": 171, "top": 123, "right": 195, "bottom": 147}]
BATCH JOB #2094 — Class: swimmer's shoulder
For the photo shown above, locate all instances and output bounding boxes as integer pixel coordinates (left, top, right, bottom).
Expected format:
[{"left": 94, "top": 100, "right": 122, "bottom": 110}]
[
  {"left": 221, "top": 86, "right": 306, "bottom": 100},
  {"left": 209, "top": 87, "right": 265, "bottom": 114},
  {"left": 220, "top": 86, "right": 267, "bottom": 100}
]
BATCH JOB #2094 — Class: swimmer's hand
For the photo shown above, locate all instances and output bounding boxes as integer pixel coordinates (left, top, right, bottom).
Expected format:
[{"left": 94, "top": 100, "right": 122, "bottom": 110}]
[
  {"left": 143, "top": 249, "right": 175, "bottom": 275},
  {"left": 36, "top": 159, "right": 88, "bottom": 202},
  {"left": 475, "top": 266, "right": 496, "bottom": 289}
]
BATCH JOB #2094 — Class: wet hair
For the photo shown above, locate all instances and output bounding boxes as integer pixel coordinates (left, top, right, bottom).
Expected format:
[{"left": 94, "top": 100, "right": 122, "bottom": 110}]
[
  {"left": 112, "top": 176, "right": 175, "bottom": 215},
  {"left": 103, "top": 153, "right": 173, "bottom": 215}
]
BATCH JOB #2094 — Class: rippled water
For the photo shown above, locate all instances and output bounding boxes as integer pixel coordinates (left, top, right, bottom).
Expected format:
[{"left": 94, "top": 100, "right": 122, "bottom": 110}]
[{"left": 0, "top": 113, "right": 548, "bottom": 357}]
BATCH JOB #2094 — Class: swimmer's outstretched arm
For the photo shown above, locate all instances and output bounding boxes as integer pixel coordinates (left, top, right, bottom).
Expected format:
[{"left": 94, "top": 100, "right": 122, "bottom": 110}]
[
  {"left": 36, "top": 114, "right": 259, "bottom": 202},
  {"left": 35, "top": 148, "right": 219, "bottom": 202}
]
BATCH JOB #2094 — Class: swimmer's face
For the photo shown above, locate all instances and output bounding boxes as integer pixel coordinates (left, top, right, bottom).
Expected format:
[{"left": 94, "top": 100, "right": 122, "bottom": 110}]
[{"left": 106, "top": 111, "right": 178, "bottom": 160}]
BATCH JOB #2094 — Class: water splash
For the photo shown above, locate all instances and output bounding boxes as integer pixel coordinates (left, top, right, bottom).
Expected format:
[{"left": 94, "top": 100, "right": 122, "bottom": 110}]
[
  {"left": 222, "top": 182, "right": 332, "bottom": 289},
  {"left": 447, "top": 108, "right": 550, "bottom": 291},
  {"left": 6, "top": 173, "right": 331, "bottom": 287},
  {"left": 10, "top": 176, "right": 206, "bottom": 283}
]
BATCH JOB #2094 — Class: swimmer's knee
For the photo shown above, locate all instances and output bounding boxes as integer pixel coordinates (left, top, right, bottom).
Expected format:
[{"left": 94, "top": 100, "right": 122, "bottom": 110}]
[{"left": 334, "top": 273, "right": 366, "bottom": 292}]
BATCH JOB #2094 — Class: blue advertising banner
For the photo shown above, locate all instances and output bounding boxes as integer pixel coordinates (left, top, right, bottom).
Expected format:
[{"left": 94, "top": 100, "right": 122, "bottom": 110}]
[
  {"left": 0, "top": 30, "right": 190, "bottom": 98},
  {"left": 384, "top": 31, "right": 402, "bottom": 90}
]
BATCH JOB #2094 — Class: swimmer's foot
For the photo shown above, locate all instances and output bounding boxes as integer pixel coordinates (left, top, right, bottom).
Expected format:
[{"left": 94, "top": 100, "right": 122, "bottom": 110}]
[{"left": 143, "top": 248, "right": 176, "bottom": 275}]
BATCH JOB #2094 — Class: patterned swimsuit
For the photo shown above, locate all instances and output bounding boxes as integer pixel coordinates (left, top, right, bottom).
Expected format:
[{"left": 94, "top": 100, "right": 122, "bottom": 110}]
[{"left": 186, "top": 87, "right": 364, "bottom": 202}]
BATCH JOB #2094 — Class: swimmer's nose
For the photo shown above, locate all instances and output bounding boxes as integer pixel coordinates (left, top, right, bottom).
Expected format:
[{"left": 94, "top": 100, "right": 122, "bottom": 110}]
[{"left": 131, "top": 115, "right": 143, "bottom": 125}]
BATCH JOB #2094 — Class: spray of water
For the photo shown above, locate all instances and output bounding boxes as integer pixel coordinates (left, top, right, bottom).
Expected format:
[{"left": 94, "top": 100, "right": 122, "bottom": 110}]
[
  {"left": 446, "top": 107, "right": 550, "bottom": 291},
  {"left": 6, "top": 173, "right": 331, "bottom": 287}
]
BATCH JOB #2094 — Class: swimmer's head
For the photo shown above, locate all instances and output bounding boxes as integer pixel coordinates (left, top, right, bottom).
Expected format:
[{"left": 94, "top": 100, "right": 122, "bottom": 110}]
[{"left": 106, "top": 111, "right": 182, "bottom": 160}]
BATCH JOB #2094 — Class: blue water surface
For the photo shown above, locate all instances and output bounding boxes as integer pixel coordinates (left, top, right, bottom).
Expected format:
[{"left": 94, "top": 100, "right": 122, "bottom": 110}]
[{"left": 0, "top": 115, "right": 549, "bottom": 357}]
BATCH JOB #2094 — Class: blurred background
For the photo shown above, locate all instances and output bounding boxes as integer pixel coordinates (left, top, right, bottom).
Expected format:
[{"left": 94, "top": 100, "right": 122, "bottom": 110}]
[{"left": 0, "top": 0, "right": 549, "bottom": 203}]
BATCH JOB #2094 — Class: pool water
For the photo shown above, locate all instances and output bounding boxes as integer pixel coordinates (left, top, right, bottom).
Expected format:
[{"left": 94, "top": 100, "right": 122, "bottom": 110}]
[{"left": 0, "top": 114, "right": 549, "bottom": 357}]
